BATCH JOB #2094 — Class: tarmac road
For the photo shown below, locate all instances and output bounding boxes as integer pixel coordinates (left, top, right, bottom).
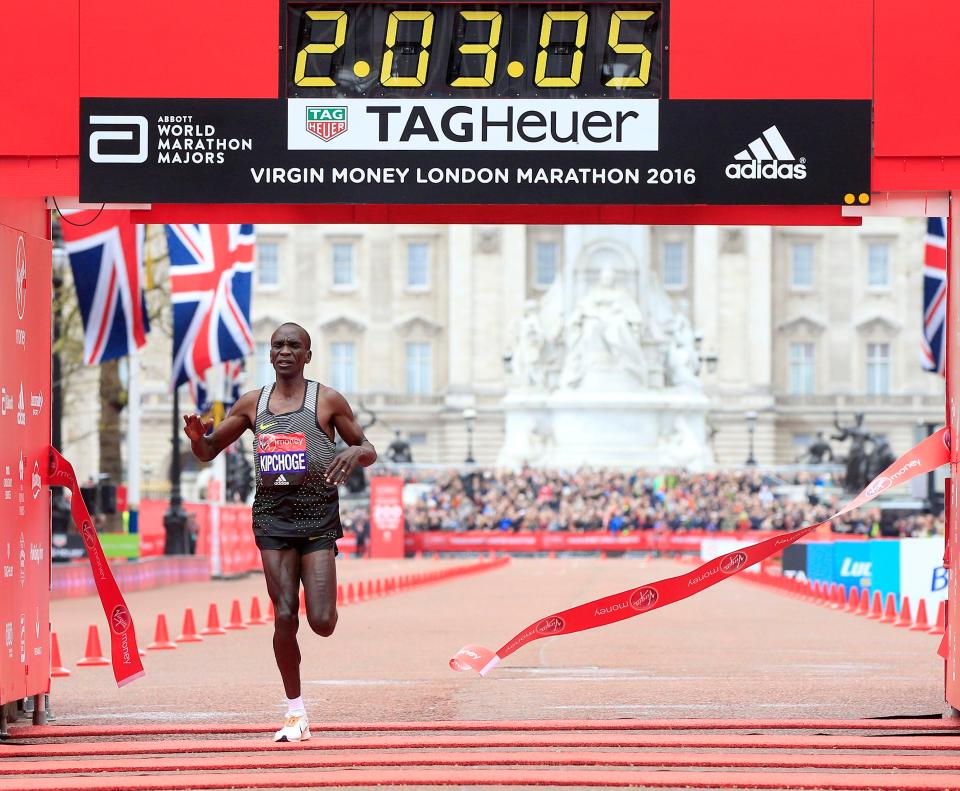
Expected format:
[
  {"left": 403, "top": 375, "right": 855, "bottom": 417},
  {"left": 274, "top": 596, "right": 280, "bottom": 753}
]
[{"left": 46, "top": 556, "right": 947, "bottom": 726}]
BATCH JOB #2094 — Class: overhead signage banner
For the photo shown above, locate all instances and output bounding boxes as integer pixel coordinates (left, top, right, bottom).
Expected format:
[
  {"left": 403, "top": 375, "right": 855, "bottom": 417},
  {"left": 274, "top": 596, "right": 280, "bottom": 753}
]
[{"left": 80, "top": 99, "right": 871, "bottom": 205}]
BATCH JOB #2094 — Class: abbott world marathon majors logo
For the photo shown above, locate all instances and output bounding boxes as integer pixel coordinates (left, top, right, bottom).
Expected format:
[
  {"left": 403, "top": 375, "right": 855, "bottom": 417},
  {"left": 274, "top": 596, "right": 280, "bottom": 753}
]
[{"left": 726, "top": 125, "right": 807, "bottom": 181}]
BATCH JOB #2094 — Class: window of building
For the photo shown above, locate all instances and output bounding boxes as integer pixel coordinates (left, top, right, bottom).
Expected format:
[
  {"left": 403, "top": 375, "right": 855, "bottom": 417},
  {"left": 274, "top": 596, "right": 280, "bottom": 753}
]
[
  {"left": 330, "top": 342, "right": 356, "bottom": 393},
  {"left": 255, "top": 342, "right": 272, "bottom": 387},
  {"left": 866, "top": 342, "right": 891, "bottom": 395},
  {"left": 788, "top": 342, "right": 816, "bottom": 394},
  {"left": 534, "top": 241, "right": 558, "bottom": 287},
  {"left": 408, "top": 432, "right": 427, "bottom": 446},
  {"left": 662, "top": 241, "right": 687, "bottom": 289},
  {"left": 332, "top": 243, "right": 354, "bottom": 287},
  {"left": 406, "top": 243, "right": 430, "bottom": 288},
  {"left": 790, "top": 242, "right": 815, "bottom": 289},
  {"left": 405, "top": 342, "right": 432, "bottom": 395},
  {"left": 867, "top": 242, "right": 891, "bottom": 288},
  {"left": 256, "top": 242, "right": 279, "bottom": 287}
]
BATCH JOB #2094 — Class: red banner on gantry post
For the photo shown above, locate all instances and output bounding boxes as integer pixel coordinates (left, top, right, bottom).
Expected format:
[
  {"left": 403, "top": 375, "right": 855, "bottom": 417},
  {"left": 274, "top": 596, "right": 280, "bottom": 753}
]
[
  {"left": 0, "top": 222, "right": 51, "bottom": 706},
  {"left": 369, "top": 477, "right": 404, "bottom": 559}
]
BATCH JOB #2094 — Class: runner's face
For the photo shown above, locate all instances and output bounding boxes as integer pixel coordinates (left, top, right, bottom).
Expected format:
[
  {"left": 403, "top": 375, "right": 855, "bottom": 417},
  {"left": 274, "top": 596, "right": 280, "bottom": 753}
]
[{"left": 270, "top": 328, "right": 311, "bottom": 375}]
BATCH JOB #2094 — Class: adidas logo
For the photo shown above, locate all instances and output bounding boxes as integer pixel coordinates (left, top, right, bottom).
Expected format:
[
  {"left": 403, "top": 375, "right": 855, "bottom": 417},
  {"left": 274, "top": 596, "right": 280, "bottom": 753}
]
[
  {"left": 725, "top": 125, "right": 807, "bottom": 181},
  {"left": 275, "top": 474, "right": 289, "bottom": 485}
]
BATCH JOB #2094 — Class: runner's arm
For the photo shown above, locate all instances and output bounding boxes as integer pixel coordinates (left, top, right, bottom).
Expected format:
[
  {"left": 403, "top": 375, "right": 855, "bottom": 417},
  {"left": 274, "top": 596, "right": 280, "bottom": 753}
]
[
  {"left": 183, "top": 390, "right": 257, "bottom": 463},
  {"left": 326, "top": 390, "right": 377, "bottom": 485}
]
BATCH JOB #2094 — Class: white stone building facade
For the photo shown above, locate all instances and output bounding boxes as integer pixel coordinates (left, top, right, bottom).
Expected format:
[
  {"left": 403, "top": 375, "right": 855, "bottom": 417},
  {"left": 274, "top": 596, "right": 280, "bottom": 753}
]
[{"left": 60, "top": 218, "right": 946, "bottom": 489}]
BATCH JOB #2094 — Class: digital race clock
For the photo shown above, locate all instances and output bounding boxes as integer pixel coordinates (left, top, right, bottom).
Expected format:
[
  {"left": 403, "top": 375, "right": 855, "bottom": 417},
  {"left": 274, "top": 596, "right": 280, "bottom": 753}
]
[{"left": 284, "top": 3, "right": 666, "bottom": 98}]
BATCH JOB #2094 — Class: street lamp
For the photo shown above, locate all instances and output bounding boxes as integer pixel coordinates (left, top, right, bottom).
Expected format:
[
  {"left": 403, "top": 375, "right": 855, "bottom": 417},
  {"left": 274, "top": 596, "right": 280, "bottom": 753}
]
[
  {"left": 694, "top": 333, "right": 718, "bottom": 375},
  {"left": 163, "top": 385, "right": 189, "bottom": 554},
  {"left": 462, "top": 407, "right": 477, "bottom": 464},
  {"left": 745, "top": 410, "right": 758, "bottom": 466}
]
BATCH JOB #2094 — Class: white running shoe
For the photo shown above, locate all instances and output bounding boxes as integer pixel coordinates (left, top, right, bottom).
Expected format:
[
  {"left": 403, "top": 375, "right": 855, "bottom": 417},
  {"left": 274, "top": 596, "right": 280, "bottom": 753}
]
[{"left": 273, "top": 713, "right": 311, "bottom": 742}]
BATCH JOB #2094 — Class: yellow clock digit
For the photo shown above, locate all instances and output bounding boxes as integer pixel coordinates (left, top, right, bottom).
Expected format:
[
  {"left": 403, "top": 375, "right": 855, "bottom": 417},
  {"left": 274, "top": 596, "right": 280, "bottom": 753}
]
[
  {"left": 293, "top": 10, "right": 348, "bottom": 87},
  {"left": 451, "top": 11, "right": 502, "bottom": 88},
  {"left": 381, "top": 10, "right": 435, "bottom": 87},
  {"left": 534, "top": 11, "right": 588, "bottom": 88},
  {"left": 605, "top": 10, "right": 654, "bottom": 87}
]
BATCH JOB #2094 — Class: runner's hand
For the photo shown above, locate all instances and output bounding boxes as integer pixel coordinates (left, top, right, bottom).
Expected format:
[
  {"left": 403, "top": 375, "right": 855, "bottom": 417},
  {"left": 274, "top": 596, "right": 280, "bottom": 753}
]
[
  {"left": 325, "top": 447, "right": 364, "bottom": 486},
  {"left": 182, "top": 414, "right": 213, "bottom": 441}
]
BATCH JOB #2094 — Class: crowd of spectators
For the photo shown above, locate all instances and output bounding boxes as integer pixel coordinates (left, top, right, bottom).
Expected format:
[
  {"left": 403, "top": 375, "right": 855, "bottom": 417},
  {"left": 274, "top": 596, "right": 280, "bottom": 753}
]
[{"left": 339, "top": 467, "right": 944, "bottom": 538}]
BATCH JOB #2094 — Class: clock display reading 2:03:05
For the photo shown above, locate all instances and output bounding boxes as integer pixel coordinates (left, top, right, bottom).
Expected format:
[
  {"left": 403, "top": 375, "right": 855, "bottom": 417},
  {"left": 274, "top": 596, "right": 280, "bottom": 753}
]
[{"left": 285, "top": 3, "right": 664, "bottom": 98}]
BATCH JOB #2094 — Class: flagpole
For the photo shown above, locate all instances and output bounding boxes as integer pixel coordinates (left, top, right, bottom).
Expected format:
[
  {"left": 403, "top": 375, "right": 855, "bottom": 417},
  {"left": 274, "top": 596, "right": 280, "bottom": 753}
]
[
  {"left": 127, "top": 347, "right": 140, "bottom": 536},
  {"left": 209, "top": 365, "right": 226, "bottom": 577}
]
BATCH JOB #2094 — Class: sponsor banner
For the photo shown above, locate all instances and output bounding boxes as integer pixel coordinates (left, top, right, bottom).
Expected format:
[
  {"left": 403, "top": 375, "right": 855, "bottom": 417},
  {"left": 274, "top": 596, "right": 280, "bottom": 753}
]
[
  {"left": 832, "top": 541, "right": 872, "bottom": 594},
  {"left": 869, "top": 540, "right": 901, "bottom": 605},
  {"left": 700, "top": 538, "right": 759, "bottom": 575},
  {"left": 48, "top": 449, "right": 144, "bottom": 687},
  {"left": 899, "top": 537, "right": 949, "bottom": 615},
  {"left": 782, "top": 544, "right": 808, "bottom": 582},
  {"left": 0, "top": 223, "right": 51, "bottom": 706},
  {"left": 287, "top": 98, "right": 660, "bottom": 151},
  {"left": 450, "top": 428, "right": 949, "bottom": 676},
  {"left": 80, "top": 98, "right": 870, "bottom": 205},
  {"left": 369, "top": 477, "right": 405, "bottom": 559},
  {"left": 805, "top": 543, "right": 834, "bottom": 589}
]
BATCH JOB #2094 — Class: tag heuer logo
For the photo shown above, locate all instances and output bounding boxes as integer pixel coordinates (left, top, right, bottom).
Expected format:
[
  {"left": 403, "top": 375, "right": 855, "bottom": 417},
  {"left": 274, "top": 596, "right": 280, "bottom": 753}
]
[{"left": 307, "top": 107, "right": 347, "bottom": 142}]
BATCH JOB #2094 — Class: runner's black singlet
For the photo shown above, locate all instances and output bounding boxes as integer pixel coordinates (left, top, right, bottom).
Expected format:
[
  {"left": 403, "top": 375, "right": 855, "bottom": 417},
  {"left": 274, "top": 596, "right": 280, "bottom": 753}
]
[{"left": 251, "top": 381, "right": 343, "bottom": 539}]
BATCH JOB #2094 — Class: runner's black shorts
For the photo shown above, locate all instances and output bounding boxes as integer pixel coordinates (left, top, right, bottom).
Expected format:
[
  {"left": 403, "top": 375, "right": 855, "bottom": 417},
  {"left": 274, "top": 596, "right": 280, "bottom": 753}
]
[{"left": 254, "top": 532, "right": 339, "bottom": 556}]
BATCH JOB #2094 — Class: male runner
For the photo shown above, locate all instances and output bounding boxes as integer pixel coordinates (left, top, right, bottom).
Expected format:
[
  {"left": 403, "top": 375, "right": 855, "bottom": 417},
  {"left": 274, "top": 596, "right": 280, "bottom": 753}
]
[{"left": 183, "top": 322, "right": 377, "bottom": 742}]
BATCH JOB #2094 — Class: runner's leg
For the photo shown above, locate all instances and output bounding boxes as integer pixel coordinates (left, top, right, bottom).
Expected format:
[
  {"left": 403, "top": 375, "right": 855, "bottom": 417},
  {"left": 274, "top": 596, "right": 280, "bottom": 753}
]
[
  {"left": 301, "top": 547, "right": 338, "bottom": 636},
  {"left": 260, "top": 547, "right": 303, "bottom": 698}
]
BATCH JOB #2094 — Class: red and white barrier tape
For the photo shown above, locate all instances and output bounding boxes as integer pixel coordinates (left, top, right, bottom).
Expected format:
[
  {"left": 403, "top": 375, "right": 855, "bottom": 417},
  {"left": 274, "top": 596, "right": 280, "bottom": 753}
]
[
  {"left": 450, "top": 428, "right": 951, "bottom": 677},
  {"left": 49, "top": 449, "right": 145, "bottom": 686}
]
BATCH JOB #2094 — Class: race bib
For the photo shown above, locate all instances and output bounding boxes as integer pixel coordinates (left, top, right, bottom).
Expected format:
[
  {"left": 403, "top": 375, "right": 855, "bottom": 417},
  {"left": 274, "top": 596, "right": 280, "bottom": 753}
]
[{"left": 257, "top": 432, "right": 308, "bottom": 487}]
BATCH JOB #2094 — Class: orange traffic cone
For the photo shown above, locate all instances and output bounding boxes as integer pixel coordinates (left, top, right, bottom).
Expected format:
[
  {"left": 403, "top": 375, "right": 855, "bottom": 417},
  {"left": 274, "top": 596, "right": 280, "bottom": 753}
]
[
  {"left": 879, "top": 593, "right": 897, "bottom": 624},
  {"left": 847, "top": 586, "right": 860, "bottom": 613},
  {"left": 375, "top": 579, "right": 383, "bottom": 597},
  {"left": 77, "top": 625, "right": 110, "bottom": 666},
  {"left": 201, "top": 603, "right": 227, "bottom": 636},
  {"left": 225, "top": 599, "right": 247, "bottom": 630},
  {"left": 266, "top": 600, "right": 275, "bottom": 622},
  {"left": 365, "top": 580, "right": 374, "bottom": 599},
  {"left": 867, "top": 590, "right": 883, "bottom": 619},
  {"left": 337, "top": 584, "right": 345, "bottom": 606},
  {"left": 857, "top": 587, "right": 871, "bottom": 616},
  {"left": 246, "top": 596, "right": 267, "bottom": 626},
  {"left": 50, "top": 632, "right": 71, "bottom": 677},
  {"left": 147, "top": 614, "right": 177, "bottom": 650},
  {"left": 911, "top": 599, "right": 930, "bottom": 631},
  {"left": 299, "top": 590, "right": 306, "bottom": 615},
  {"left": 896, "top": 596, "right": 913, "bottom": 628},
  {"left": 347, "top": 582, "right": 356, "bottom": 604},
  {"left": 930, "top": 600, "right": 946, "bottom": 636},
  {"left": 176, "top": 608, "right": 203, "bottom": 643}
]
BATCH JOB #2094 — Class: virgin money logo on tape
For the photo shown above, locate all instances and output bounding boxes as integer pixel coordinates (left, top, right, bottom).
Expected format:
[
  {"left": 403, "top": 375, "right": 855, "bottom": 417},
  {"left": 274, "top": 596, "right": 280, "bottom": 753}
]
[
  {"left": 720, "top": 551, "right": 749, "bottom": 574},
  {"left": 864, "top": 476, "right": 892, "bottom": 498},
  {"left": 111, "top": 604, "right": 131, "bottom": 634},
  {"left": 535, "top": 616, "right": 565, "bottom": 635},
  {"left": 80, "top": 520, "right": 97, "bottom": 549},
  {"left": 629, "top": 586, "right": 660, "bottom": 612}
]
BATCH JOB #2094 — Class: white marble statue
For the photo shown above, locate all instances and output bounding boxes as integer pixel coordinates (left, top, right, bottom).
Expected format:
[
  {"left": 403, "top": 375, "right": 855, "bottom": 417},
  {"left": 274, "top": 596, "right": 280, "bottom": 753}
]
[
  {"left": 665, "top": 299, "right": 701, "bottom": 389},
  {"left": 560, "top": 266, "right": 649, "bottom": 389},
  {"left": 511, "top": 300, "right": 549, "bottom": 389}
]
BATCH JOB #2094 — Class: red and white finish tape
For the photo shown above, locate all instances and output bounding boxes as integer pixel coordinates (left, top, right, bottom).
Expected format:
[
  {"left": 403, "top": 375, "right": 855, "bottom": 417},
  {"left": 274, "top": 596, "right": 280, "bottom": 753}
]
[
  {"left": 49, "top": 449, "right": 145, "bottom": 686},
  {"left": 450, "top": 428, "right": 951, "bottom": 676}
]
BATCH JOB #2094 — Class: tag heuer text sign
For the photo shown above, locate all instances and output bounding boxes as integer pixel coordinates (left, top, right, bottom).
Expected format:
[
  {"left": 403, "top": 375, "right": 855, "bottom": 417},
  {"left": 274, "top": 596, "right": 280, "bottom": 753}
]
[{"left": 307, "top": 107, "right": 347, "bottom": 142}]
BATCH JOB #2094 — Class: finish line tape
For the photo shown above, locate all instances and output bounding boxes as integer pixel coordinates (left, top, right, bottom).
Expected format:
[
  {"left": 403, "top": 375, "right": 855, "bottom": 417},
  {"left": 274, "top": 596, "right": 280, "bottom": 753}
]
[
  {"left": 450, "top": 428, "right": 951, "bottom": 677},
  {"left": 49, "top": 448, "right": 145, "bottom": 687}
]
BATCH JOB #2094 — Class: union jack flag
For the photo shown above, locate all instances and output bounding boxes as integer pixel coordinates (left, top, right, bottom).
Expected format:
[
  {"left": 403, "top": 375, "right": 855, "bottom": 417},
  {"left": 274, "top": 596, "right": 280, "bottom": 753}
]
[
  {"left": 189, "top": 359, "right": 245, "bottom": 414},
  {"left": 922, "top": 217, "right": 947, "bottom": 375},
  {"left": 165, "top": 224, "right": 255, "bottom": 387},
  {"left": 60, "top": 210, "right": 149, "bottom": 364}
]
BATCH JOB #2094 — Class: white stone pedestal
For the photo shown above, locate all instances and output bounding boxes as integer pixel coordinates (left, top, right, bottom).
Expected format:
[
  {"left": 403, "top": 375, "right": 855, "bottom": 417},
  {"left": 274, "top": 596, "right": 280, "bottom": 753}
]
[{"left": 497, "top": 389, "right": 714, "bottom": 470}]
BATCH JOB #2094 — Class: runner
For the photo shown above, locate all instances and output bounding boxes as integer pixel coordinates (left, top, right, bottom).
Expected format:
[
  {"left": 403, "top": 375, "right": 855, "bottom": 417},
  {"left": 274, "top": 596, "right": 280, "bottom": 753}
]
[{"left": 183, "top": 322, "right": 377, "bottom": 742}]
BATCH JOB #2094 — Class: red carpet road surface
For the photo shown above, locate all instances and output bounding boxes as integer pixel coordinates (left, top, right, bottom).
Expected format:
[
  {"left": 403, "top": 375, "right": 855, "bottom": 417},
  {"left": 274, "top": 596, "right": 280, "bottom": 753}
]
[{"left": 4, "top": 557, "right": 958, "bottom": 789}]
